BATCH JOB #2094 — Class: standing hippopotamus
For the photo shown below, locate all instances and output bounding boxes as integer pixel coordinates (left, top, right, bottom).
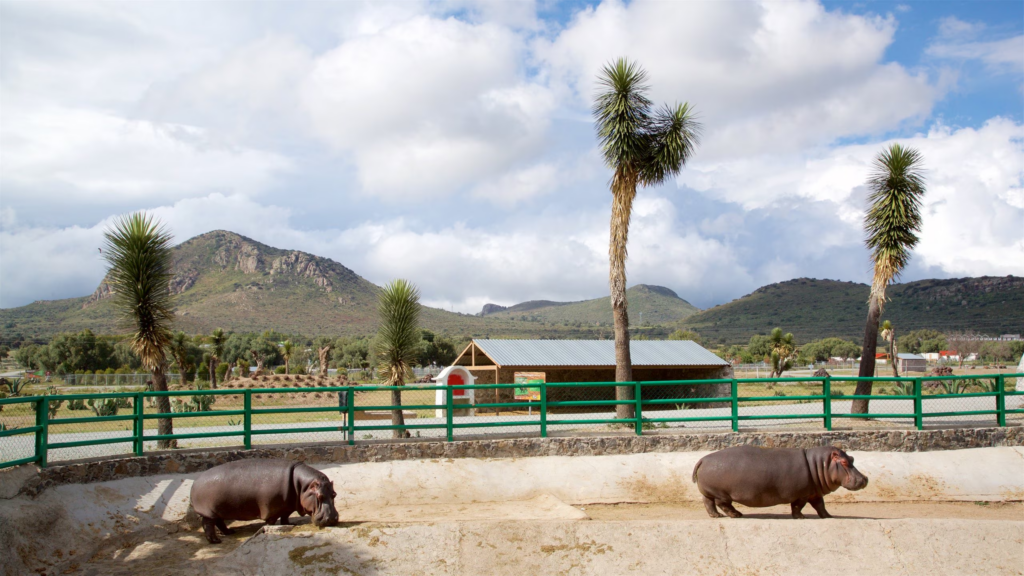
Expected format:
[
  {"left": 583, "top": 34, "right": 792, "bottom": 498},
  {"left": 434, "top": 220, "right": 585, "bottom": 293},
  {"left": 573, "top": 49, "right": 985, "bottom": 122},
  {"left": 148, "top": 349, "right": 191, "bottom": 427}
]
[
  {"left": 692, "top": 445, "right": 868, "bottom": 519},
  {"left": 190, "top": 459, "right": 340, "bottom": 543}
]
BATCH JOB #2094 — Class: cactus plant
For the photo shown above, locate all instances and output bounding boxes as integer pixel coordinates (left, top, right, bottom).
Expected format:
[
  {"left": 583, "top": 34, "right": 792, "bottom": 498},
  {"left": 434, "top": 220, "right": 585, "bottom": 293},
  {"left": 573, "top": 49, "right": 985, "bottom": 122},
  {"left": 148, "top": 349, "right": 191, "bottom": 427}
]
[{"left": 88, "top": 398, "right": 120, "bottom": 417}]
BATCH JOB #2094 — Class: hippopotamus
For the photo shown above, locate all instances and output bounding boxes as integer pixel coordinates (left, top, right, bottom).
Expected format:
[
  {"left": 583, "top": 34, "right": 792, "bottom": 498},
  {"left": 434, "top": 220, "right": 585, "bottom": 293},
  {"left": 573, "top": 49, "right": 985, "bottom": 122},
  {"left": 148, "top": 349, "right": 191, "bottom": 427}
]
[
  {"left": 190, "top": 459, "right": 339, "bottom": 543},
  {"left": 692, "top": 445, "right": 868, "bottom": 519}
]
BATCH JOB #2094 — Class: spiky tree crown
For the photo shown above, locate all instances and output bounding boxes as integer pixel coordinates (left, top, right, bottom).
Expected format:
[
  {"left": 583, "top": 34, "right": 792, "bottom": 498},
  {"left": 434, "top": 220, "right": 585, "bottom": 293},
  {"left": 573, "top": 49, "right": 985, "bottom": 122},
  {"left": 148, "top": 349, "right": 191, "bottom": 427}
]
[
  {"left": 102, "top": 213, "right": 175, "bottom": 371},
  {"left": 374, "top": 279, "right": 422, "bottom": 387},
  {"left": 593, "top": 58, "right": 701, "bottom": 188},
  {"left": 865, "top": 143, "right": 926, "bottom": 305}
]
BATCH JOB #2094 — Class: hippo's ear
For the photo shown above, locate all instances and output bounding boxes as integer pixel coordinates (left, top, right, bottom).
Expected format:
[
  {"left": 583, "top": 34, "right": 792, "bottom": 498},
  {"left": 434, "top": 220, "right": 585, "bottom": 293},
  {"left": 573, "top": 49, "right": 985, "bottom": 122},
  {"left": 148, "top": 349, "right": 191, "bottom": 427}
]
[{"left": 830, "top": 450, "right": 849, "bottom": 467}]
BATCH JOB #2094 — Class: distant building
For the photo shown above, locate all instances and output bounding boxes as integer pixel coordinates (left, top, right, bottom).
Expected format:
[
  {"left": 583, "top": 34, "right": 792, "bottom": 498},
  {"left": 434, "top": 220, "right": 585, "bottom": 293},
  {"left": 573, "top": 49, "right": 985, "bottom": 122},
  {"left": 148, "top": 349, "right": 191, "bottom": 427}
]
[
  {"left": 897, "top": 353, "right": 927, "bottom": 373},
  {"left": 452, "top": 339, "right": 732, "bottom": 406}
]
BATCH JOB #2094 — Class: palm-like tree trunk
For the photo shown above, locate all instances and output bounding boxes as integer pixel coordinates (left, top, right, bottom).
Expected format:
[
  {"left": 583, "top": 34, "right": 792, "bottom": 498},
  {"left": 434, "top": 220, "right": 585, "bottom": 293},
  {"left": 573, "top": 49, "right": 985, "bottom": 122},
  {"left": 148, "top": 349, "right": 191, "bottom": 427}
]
[
  {"left": 852, "top": 295, "right": 882, "bottom": 413},
  {"left": 209, "top": 357, "right": 218, "bottom": 389},
  {"left": 152, "top": 364, "right": 175, "bottom": 449},
  {"left": 890, "top": 329, "right": 899, "bottom": 378},
  {"left": 610, "top": 170, "right": 636, "bottom": 419},
  {"left": 391, "top": 387, "right": 406, "bottom": 439}
]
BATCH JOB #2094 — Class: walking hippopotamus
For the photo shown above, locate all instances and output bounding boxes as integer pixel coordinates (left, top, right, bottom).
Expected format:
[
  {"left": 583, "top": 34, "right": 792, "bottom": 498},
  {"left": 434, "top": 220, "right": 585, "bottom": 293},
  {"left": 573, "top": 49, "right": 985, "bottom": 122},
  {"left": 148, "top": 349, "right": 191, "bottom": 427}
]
[
  {"left": 692, "top": 445, "right": 868, "bottom": 519},
  {"left": 190, "top": 459, "right": 340, "bottom": 543}
]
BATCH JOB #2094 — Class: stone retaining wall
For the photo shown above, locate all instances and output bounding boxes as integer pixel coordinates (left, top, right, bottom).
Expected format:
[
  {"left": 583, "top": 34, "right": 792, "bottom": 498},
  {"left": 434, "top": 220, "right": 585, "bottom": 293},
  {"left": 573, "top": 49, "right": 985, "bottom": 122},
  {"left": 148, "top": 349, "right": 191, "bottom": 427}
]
[{"left": 12, "top": 426, "right": 1021, "bottom": 497}]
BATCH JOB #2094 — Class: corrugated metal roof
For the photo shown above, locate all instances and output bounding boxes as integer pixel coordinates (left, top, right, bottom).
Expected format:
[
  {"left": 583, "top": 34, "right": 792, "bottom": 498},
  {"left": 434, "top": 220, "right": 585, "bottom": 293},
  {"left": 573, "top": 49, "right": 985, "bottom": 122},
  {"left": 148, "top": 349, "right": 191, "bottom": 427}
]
[
  {"left": 471, "top": 339, "right": 728, "bottom": 367},
  {"left": 897, "top": 353, "right": 926, "bottom": 360}
]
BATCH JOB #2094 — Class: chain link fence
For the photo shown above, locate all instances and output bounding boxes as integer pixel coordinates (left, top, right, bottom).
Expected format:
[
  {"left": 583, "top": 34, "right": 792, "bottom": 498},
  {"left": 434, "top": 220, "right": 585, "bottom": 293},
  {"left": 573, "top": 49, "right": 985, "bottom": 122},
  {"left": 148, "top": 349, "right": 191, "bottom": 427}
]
[{"left": 3, "top": 373, "right": 1022, "bottom": 468}]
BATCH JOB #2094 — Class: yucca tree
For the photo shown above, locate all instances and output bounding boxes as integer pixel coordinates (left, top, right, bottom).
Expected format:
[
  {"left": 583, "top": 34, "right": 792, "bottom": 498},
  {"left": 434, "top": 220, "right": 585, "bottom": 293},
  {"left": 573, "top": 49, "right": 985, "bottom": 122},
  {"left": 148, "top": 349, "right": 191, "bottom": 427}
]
[
  {"left": 167, "top": 331, "right": 192, "bottom": 387},
  {"left": 593, "top": 58, "right": 701, "bottom": 418},
  {"left": 881, "top": 320, "right": 899, "bottom": 378},
  {"left": 853, "top": 144, "right": 926, "bottom": 413},
  {"left": 102, "top": 212, "right": 176, "bottom": 448},
  {"left": 767, "top": 328, "right": 795, "bottom": 378},
  {"left": 373, "top": 279, "right": 421, "bottom": 439},
  {"left": 208, "top": 328, "right": 226, "bottom": 388},
  {"left": 282, "top": 340, "right": 294, "bottom": 375}
]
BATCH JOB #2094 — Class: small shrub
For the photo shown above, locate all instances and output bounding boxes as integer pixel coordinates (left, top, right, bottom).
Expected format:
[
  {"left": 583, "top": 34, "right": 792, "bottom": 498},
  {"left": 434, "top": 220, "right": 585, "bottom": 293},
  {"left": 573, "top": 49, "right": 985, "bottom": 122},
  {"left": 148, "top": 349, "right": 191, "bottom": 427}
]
[
  {"left": 275, "top": 366, "right": 287, "bottom": 375},
  {"left": 893, "top": 381, "right": 915, "bottom": 396},
  {"left": 171, "top": 395, "right": 216, "bottom": 413},
  {"left": 88, "top": 398, "right": 120, "bottom": 417},
  {"left": 938, "top": 379, "right": 969, "bottom": 395},
  {"left": 0, "top": 377, "right": 28, "bottom": 397},
  {"left": 773, "top": 390, "right": 786, "bottom": 397},
  {"left": 47, "top": 394, "right": 65, "bottom": 419},
  {"left": 830, "top": 390, "right": 845, "bottom": 398},
  {"left": 67, "top": 398, "right": 88, "bottom": 411}
]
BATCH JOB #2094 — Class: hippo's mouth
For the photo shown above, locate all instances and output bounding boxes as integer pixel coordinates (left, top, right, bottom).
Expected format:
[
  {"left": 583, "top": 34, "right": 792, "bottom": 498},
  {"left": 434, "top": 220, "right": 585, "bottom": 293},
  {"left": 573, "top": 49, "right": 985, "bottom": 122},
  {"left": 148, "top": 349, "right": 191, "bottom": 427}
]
[
  {"left": 312, "top": 506, "right": 340, "bottom": 527},
  {"left": 844, "top": 475, "right": 869, "bottom": 491}
]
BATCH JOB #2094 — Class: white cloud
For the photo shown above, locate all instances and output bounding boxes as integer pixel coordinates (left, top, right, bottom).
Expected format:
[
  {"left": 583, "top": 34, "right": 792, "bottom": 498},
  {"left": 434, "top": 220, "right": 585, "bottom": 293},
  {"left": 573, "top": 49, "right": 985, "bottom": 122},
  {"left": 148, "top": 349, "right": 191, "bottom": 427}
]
[
  {"left": 0, "top": 107, "right": 292, "bottom": 203},
  {"left": 539, "top": 0, "right": 940, "bottom": 158},
  {"left": 681, "top": 118, "right": 1024, "bottom": 277},
  {"left": 936, "top": 16, "right": 986, "bottom": 40},
  {"left": 301, "top": 15, "right": 555, "bottom": 199},
  {"left": 927, "top": 35, "right": 1024, "bottom": 69}
]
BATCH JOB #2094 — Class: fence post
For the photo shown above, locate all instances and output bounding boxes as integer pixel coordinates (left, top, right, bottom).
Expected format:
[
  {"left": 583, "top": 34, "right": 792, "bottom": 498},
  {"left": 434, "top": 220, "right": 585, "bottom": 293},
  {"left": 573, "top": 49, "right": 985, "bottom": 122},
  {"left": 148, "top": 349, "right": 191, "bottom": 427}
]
[
  {"left": 347, "top": 388, "right": 356, "bottom": 445},
  {"left": 730, "top": 379, "right": 739, "bottom": 433},
  {"left": 34, "top": 397, "right": 48, "bottom": 468},
  {"left": 823, "top": 377, "right": 832, "bottom": 431},
  {"left": 996, "top": 375, "right": 1006, "bottom": 427},
  {"left": 634, "top": 381, "right": 643, "bottom": 436},
  {"left": 243, "top": 390, "right": 252, "bottom": 450},
  {"left": 445, "top": 383, "right": 454, "bottom": 442},
  {"left": 913, "top": 378, "right": 923, "bottom": 431},
  {"left": 134, "top": 392, "right": 145, "bottom": 456},
  {"left": 540, "top": 382, "right": 548, "bottom": 438}
]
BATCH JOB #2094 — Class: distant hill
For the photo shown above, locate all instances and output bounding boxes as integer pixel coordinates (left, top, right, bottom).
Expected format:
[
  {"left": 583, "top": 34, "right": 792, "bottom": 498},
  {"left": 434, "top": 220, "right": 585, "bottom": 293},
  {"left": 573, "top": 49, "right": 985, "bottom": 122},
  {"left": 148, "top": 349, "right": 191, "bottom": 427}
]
[
  {"left": 681, "top": 276, "right": 1024, "bottom": 344},
  {"left": 4, "top": 233, "right": 1019, "bottom": 345},
  {"left": 479, "top": 284, "right": 701, "bottom": 326},
  {"left": 0, "top": 231, "right": 579, "bottom": 339}
]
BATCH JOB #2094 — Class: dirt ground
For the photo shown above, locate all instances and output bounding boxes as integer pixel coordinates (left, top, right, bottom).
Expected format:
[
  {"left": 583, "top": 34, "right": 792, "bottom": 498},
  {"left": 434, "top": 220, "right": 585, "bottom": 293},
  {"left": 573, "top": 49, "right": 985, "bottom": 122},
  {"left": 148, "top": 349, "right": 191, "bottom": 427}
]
[
  {"left": 582, "top": 500, "right": 1024, "bottom": 521},
  {"left": 64, "top": 501, "right": 1023, "bottom": 576}
]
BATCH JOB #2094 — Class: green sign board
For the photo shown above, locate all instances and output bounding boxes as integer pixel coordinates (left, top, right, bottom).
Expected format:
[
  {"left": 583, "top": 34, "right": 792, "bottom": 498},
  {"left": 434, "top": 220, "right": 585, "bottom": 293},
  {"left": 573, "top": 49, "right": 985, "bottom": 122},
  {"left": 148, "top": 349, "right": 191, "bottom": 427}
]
[{"left": 514, "top": 372, "right": 544, "bottom": 401}]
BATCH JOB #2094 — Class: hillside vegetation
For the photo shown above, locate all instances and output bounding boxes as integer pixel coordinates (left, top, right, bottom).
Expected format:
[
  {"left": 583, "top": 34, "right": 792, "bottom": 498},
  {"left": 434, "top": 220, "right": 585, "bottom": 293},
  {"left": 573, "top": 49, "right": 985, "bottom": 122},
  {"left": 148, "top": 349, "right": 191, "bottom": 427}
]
[
  {"left": 3, "top": 231, "right": 1020, "bottom": 346},
  {"left": 0, "top": 231, "right": 633, "bottom": 340},
  {"left": 479, "top": 284, "right": 700, "bottom": 326},
  {"left": 682, "top": 276, "right": 1024, "bottom": 344}
]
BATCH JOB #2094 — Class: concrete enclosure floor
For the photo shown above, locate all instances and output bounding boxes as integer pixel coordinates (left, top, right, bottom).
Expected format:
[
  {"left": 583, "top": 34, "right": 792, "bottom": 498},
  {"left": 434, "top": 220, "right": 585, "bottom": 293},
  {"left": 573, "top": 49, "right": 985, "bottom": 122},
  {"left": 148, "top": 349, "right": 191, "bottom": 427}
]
[{"left": 1, "top": 447, "right": 1023, "bottom": 575}]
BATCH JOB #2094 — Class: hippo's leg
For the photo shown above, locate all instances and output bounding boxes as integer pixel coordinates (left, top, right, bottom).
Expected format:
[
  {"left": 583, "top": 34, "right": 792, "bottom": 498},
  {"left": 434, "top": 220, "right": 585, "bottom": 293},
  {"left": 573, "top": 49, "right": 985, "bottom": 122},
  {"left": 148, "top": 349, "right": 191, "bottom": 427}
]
[
  {"left": 278, "top": 513, "right": 291, "bottom": 525},
  {"left": 216, "top": 519, "right": 236, "bottom": 535},
  {"left": 809, "top": 496, "right": 832, "bottom": 519},
  {"left": 202, "top": 517, "right": 222, "bottom": 544},
  {"left": 702, "top": 496, "right": 723, "bottom": 518},
  {"left": 717, "top": 501, "right": 743, "bottom": 518},
  {"left": 790, "top": 499, "right": 807, "bottom": 519}
]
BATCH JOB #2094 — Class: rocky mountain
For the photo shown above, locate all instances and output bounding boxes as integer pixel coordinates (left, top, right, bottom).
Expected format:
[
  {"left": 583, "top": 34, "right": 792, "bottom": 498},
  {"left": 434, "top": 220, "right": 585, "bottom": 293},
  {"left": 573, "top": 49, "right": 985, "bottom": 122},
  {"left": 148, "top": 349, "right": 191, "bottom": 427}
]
[
  {"left": 1, "top": 231, "right": 533, "bottom": 338},
  {"left": 680, "top": 276, "right": 1024, "bottom": 344},
  {"left": 479, "top": 284, "right": 701, "bottom": 326}
]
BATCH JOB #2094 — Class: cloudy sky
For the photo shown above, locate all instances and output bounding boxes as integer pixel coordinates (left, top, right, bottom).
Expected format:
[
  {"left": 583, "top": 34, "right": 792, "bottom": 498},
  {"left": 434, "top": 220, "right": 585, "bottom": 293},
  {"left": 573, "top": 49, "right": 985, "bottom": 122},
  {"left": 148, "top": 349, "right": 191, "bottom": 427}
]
[{"left": 1, "top": 0, "right": 1022, "bottom": 313}]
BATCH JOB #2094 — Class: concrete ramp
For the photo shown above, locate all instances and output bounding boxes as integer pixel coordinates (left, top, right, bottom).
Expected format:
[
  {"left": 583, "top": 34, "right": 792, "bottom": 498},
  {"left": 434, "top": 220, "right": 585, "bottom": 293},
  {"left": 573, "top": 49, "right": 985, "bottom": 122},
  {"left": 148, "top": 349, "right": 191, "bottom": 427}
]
[
  {"left": 338, "top": 493, "right": 588, "bottom": 523},
  {"left": 320, "top": 447, "right": 1024, "bottom": 506},
  {"left": 232, "top": 519, "right": 1023, "bottom": 576}
]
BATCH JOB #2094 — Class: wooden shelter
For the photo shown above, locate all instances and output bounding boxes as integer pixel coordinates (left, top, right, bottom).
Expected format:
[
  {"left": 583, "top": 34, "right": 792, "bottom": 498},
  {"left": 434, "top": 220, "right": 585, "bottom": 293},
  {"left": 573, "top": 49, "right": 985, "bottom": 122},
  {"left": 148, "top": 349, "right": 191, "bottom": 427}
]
[{"left": 452, "top": 339, "right": 732, "bottom": 409}]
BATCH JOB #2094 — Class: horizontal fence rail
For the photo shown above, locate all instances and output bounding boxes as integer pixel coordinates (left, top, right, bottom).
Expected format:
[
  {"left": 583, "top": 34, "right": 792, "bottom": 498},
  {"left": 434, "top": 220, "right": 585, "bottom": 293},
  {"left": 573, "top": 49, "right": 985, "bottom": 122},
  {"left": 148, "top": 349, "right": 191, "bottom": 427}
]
[{"left": 1, "top": 373, "right": 1021, "bottom": 469}]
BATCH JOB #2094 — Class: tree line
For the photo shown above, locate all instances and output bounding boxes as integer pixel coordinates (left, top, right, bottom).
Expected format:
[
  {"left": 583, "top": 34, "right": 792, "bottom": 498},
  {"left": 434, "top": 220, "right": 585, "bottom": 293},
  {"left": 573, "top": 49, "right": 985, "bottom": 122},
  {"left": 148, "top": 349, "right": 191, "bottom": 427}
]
[{"left": 9, "top": 328, "right": 463, "bottom": 381}]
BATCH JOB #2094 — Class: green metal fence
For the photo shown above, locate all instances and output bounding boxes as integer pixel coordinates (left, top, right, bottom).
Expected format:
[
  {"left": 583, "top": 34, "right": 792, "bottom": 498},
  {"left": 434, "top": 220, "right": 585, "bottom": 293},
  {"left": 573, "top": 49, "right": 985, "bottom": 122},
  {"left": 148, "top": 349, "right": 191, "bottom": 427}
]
[{"left": 1, "top": 373, "right": 1021, "bottom": 469}]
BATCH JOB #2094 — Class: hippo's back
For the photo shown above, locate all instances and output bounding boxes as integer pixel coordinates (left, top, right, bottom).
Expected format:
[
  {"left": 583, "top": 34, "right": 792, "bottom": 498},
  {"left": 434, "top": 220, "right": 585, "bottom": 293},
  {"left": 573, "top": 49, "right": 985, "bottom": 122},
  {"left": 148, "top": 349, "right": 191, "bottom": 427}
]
[{"left": 190, "top": 459, "right": 297, "bottom": 521}]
